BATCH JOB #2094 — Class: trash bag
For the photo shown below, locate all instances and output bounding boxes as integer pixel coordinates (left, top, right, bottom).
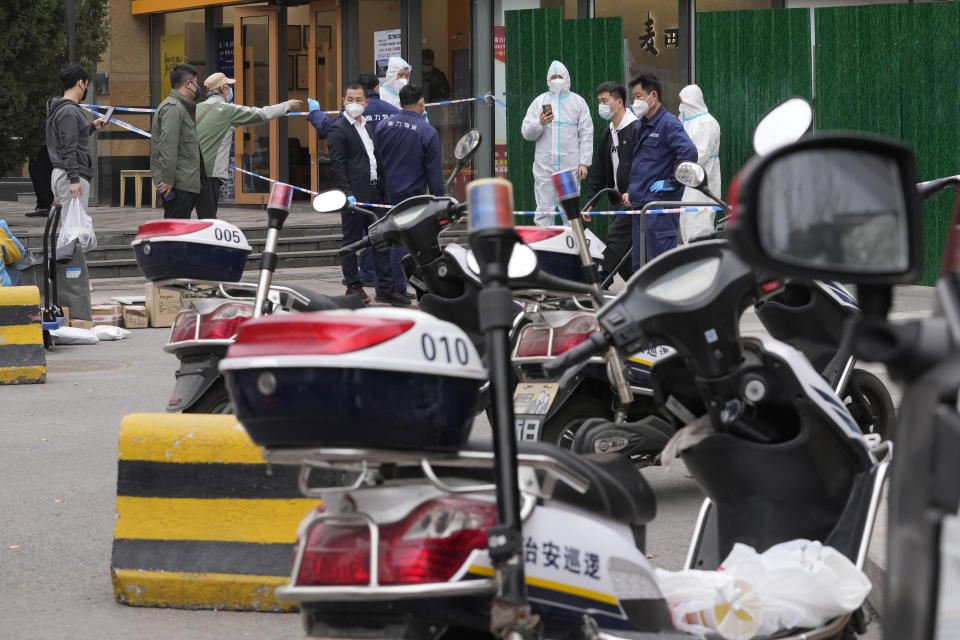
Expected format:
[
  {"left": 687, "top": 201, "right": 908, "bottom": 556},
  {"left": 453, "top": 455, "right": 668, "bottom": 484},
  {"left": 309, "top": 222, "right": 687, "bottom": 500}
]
[
  {"left": 91, "top": 325, "right": 130, "bottom": 341},
  {"left": 56, "top": 198, "right": 97, "bottom": 261},
  {"left": 656, "top": 540, "right": 872, "bottom": 640},
  {"left": 50, "top": 326, "right": 99, "bottom": 345}
]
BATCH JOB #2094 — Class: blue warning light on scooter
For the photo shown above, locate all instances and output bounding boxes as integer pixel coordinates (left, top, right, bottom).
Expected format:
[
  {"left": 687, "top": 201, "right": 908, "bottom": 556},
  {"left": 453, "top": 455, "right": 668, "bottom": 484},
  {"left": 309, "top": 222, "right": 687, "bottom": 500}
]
[
  {"left": 552, "top": 169, "right": 580, "bottom": 201},
  {"left": 467, "top": 178, "right": 515, "bottom": 230}
]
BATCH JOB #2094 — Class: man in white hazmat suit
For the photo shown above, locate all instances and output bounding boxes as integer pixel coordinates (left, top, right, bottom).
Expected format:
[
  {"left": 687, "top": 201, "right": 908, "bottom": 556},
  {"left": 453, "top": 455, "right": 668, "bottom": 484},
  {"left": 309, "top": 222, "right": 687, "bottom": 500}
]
[
  {"left": 379, "top": 56, "right": 412, "bottom": 109},
  {"left": 678, "top": 84, "right": 721, "bottom": 243},
  {"left": 521, "top": 60, "right": 593, "bottom": 226}
]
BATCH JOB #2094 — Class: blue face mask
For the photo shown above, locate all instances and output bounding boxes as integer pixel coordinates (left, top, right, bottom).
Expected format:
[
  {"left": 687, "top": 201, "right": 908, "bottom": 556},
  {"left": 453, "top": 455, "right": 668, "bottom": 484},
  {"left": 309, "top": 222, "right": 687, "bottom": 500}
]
[
  {"left": 598, "top": 104, "right": 613, "bottom": 120},
  {"left": 191, "top": 81, "right": 202, "bottom": 101},
  {"left": 225, "top": 89, "right": 233, "bottom": 103}
]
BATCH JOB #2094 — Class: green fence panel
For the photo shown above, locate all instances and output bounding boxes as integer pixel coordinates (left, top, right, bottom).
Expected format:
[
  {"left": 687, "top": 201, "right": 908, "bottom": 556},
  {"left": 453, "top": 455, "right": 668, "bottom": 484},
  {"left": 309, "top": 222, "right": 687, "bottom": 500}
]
[
  {"left": 696, "top": 9, "right": 813, "bottom": 197},
  {"left": 816, "top": 1, "right": 960, "bottom": 285},
  {"left": 505, "top": 9, "right": 622, "bottom": 240}
]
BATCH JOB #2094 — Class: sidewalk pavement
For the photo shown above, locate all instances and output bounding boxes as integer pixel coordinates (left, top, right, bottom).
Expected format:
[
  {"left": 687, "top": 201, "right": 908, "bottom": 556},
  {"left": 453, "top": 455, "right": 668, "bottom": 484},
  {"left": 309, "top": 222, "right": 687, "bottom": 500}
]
[{"left": 0, "top": 199, "right": 342, "bottom": 236}]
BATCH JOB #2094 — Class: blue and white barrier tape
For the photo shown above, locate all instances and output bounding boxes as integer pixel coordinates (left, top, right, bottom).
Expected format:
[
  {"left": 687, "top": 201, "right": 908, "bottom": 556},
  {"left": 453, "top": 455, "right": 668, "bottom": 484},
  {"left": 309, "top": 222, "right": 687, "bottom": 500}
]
[{"left": 80, "top": 106, "right": 153, "bottom": 138}]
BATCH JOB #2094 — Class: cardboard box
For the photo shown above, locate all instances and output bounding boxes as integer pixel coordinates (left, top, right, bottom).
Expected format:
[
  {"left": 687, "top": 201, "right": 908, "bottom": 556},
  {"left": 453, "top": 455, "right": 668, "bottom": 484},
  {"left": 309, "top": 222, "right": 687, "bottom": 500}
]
[
  {"left": 91, "top": 304, "right": 123, "bottom": 327},
  {"left": 62, "top": 306, "right": 71, "bottom": 324},
  {"left": 70, "top": 319, "right": 95, "bottom": 330},
  {"left": 123, "top": 305, "right": 149, "bottom": 329},
  {"left": 145, "top": 283, "right": 185, "bottom": 328}
]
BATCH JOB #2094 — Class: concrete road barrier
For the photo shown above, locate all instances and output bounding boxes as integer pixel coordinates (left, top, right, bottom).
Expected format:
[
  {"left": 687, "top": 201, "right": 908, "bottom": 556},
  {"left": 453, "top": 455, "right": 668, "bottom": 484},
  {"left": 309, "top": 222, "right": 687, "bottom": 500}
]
[
  {"left": 111, "top": 413, "right": 320, "bottom": 611},
  {"left": 0, "top": 286, "right": 45, "bottom": 384}
]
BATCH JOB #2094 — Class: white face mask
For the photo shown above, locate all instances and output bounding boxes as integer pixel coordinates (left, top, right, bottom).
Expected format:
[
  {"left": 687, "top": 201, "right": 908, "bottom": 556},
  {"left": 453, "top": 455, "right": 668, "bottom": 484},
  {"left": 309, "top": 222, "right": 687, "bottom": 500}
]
[
  {"left": 633, "top": 98, "right": 650, "bottom": 118},
  {"left": 396, "top": 78, "right": 409, "bottom": 89},
  {"left": 344, "top": 102, "right": 365, "bottom": 119},
  {"left": 598, "top": 104, "right": 613, "bottom": 121},
  {"left": 549, "top": 79, "right": 565, "bottom": 94}
]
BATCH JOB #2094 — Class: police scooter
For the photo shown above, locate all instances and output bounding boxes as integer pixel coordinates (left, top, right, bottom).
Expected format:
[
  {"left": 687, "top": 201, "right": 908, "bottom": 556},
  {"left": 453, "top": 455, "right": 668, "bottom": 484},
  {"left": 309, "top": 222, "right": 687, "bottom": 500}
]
[
  {"left": 723, "top": 119, "right": 960, "bottom": 640},
  {"left": 221, "top": 102, "right": 888, "bottom": 638}
]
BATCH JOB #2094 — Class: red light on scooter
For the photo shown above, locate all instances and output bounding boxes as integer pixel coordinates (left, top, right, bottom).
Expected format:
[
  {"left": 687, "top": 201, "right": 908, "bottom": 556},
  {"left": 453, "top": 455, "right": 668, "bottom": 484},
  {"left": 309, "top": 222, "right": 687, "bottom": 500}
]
[
  {"left": 296, "top": 498, "right": 497, "bottom": 586},
  {"left": 198, "top": 302, "right": 254, "bottom": 340},
  {"left": 168, "top": 309, "right": 199, "bottom": 343},
  {"left": 551, "top": 314, "right": 600, "bottom": 354},
  {"left": 515, "top": 226, "right": 565, "bottom": 245},
  {"left": 516, "top": 325, "right": 551, "bottom": 357},
  {"left": 134, "top": 220, "right": 213, "bottom": 241},
  {"left": 760, "top": 279, "right": 783, "bottom": 293},
  {"left": 227, "top": 314, "right": 415, "bottom": 358},
  {"left": 268, "top": 182, "right": 294, "bottom": 212}
]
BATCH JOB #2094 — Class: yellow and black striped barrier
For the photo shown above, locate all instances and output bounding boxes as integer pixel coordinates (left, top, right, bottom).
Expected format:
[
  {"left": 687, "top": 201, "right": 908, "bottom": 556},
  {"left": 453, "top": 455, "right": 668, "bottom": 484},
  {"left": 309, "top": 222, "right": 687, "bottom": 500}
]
[
  {"left": 0, "top": 286, "right": 46, "bottom": 384},
  {"left": 112, "top": 413, "right": 321, "bottom": 611}
]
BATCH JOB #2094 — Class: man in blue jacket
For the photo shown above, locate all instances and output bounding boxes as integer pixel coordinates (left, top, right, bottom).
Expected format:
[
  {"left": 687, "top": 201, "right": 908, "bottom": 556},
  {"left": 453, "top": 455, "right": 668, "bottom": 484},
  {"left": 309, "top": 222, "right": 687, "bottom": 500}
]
[
  {"left": 625, "top": 73, "right": 698, "bottom": 270},
  {"left": 374, "top": 84, "right": 444, "bottom": 297}
]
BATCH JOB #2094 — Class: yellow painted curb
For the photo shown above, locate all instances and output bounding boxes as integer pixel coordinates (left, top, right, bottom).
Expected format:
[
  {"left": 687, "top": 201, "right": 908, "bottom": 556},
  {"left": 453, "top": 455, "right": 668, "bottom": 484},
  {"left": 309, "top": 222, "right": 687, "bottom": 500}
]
[
  {"left": 0, "top": 365, "right": 46, "bottom": 384},
  {"left": 0, "top": 285, "right": 41, "bottom": 305},
  {"left": 118, "top": 413, "right": 264, "bottom": 463},
  {"left": 115, "top": 496, "right": 318, "bottom": 543},
  {"left": 0, "top": 323, "right": 42, "bottom": 345},
  {"left": 111, "top": 569, "right": 297, "bottom": 612}
]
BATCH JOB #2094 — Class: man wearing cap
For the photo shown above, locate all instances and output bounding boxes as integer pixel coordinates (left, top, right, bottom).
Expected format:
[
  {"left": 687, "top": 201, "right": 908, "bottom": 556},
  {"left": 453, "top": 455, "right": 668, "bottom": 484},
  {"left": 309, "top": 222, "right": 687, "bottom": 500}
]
[{"left": 195, "top": 72, "right": 302, "bottom": 218}]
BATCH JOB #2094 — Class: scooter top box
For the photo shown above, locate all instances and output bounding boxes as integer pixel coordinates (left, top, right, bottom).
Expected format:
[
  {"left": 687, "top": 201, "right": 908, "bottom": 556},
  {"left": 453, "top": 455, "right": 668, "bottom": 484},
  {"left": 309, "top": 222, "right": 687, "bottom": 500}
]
[
  {"left": 220, "top": 308, "right": 487, "bottom": 451},
  {"left": 515, "top": 226, "right": 605, "bottom": 283},
  {"left": 132, "top": 220, "right": 252, "bottom": 283}
]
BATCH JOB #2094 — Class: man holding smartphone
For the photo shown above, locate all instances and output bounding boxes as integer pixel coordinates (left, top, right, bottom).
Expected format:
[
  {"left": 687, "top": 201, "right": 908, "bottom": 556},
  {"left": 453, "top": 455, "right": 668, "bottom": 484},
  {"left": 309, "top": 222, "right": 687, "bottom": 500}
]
[{"left": 520, "top": 60, "right": 593, "bottom": 225}]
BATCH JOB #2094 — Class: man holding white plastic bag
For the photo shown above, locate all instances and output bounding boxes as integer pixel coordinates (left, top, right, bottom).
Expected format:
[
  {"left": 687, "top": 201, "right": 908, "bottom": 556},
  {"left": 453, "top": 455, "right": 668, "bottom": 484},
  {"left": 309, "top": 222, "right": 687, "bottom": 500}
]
[{"left": 46, "top": 64, "right": 105, "bottom": 224}]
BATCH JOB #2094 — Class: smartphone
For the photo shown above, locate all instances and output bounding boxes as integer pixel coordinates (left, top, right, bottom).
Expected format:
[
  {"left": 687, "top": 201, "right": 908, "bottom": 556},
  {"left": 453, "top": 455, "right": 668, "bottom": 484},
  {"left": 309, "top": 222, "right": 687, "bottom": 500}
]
[
  {"left": 102, "top": 106, "right": 115, "bottom": 125},
  {"left": 542, "top": 104, "right": 552, "bottom": 116}
]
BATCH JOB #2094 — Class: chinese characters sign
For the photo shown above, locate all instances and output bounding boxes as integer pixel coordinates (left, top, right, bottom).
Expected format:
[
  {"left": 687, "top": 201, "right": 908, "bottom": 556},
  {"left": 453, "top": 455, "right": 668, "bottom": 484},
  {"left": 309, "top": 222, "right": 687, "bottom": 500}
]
[
  {"left": 638, "top": 13, "right": 680, "bottom": 56},
  {"left": 525, "top": 537, "right": 601, "bottom": 579}
]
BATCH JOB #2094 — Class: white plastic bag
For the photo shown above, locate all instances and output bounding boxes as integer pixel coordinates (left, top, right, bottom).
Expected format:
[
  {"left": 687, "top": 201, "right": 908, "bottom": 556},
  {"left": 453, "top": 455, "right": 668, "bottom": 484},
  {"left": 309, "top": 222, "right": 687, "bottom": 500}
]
[
  {"left": 656, "top": 540, "right": 872, "bottom": 640},
  {"left": 56, "top": 198, "right": 97, "bottom": 258},
  {"left": 50, "top": 326, "right": 99, "bottom": 345},
  {"left": 91, "top": 325, "right": 130, "bottom": 341}
]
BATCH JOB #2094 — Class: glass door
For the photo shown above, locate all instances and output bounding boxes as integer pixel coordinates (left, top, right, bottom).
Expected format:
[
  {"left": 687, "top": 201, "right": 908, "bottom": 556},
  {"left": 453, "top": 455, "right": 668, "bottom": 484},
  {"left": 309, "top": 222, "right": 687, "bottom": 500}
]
[
  {"left": 233, "top": 6, "right": 279, "bottom": 205},
  {"left": 308, "top": 0, "right": 341, "bottom": 195}
]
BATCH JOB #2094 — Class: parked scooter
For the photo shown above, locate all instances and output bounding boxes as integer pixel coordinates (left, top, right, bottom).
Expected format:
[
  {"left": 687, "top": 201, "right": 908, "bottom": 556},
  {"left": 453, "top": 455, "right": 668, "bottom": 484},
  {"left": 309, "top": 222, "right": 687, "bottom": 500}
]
[
  {"left": 219, "top": 101, "right": 889, "bottom": 637},
  {"left": 723, "top": 122, "right": 960, "bottom": 640},
  {"left": 131, "top": 192, "right": 363, "bottom": 414}
]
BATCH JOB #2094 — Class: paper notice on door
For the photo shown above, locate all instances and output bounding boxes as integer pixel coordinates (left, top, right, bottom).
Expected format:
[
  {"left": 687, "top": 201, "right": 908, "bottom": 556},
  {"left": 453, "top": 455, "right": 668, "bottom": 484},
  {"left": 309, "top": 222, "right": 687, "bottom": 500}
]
[{"left": 374, "top": 28, "right": 402, "bottom": 80}]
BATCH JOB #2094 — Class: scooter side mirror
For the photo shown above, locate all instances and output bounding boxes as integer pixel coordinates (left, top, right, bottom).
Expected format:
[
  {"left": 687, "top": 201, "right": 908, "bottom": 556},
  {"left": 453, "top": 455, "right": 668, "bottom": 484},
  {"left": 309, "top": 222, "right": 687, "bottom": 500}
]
[
  {"left": 446, "top": 129, "right": 484, "bottom": 191},
  {"left": 676, "top": 162, "right": 707, "bottom": 189},
  {"left": 752, "top": 97, "right": 814, "bottom": 157},
  {"left": 313, "top": 189, "right": 348, "bottom": 213}
]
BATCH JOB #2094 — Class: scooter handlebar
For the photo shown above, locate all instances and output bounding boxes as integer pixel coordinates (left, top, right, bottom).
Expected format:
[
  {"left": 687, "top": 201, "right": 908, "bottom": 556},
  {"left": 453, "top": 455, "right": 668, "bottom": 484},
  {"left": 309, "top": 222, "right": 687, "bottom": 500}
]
[
  {"left": 338, "top": 237, "right": 371, "bottom": 256},
  {"left": 542, "top": 332, "right": 610, "bottom": 375}
]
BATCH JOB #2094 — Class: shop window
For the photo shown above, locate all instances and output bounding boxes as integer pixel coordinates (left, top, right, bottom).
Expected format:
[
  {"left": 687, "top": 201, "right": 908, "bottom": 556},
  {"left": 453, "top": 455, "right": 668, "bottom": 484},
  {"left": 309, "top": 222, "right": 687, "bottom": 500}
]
[
  {"left": 596, "top": 0, "right": 682, "bottom": 112},
  {"left": 150, "top": 9, "right": 207, "bottom": 105},
  {"left": 697, "top": 0, "right": 775, "bottom": 10},
  {"left": 422, "top": 0, "right": 475, "bottom": 195}
]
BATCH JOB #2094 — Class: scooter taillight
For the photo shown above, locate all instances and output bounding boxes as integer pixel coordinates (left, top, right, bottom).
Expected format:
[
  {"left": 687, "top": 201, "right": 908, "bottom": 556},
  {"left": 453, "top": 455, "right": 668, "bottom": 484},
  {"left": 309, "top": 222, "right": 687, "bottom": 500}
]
[
  {"left": 516, "top": 325, "right": 551, "bottom": 357},
  {"left": 198, "top": 302, "right": 254, "bottom": 340},
  {"left": 296, "top": 498, "right": 496, "bottom": 586},
  {"left": 168, "top": 310, "right": 198, "bottom": 343},
  {"left": 515, "top": 226, "right": 565, "bottom": 245},
  {"left": 551, "top": 314, "right": 600, "bottom": 354}
]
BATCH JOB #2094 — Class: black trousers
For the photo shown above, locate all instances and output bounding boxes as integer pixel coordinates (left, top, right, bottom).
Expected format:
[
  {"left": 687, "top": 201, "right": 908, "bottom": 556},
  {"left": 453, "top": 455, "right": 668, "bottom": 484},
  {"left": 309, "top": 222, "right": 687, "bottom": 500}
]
[
  {"left": 29, "top": 146, "right": 54, "bottom": 210},
  {"left": 196, "top": 177, "right": 223, "bottom": 219},
  {"left": 600, "top": 214, "right": 635, "bottom": 286},
  {"left": 162, "top": 188, "right": 199, "bottom": 219},
  {"left": 340, "top": 207, "right": 392, "bottom": 295}
]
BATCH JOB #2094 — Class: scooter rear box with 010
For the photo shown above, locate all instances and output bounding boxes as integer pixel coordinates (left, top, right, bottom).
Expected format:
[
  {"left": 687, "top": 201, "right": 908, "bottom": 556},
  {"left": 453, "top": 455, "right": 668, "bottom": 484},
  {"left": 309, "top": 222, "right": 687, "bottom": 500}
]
[
  {"left": 516, "top": 226, "right": 604, "bottom": 283},
  {"left": 220, "top": 308, "right": 487, "bottom": 451},
  {"left": 131, "top": 219, "right": 252, "bottom": 283}
]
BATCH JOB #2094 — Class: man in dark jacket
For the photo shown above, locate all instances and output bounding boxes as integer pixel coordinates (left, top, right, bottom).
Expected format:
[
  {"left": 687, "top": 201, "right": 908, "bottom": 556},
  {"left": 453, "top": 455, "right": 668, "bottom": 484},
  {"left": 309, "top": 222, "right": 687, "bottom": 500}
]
[
  {"left": 585, "top": 81, "right": 637, "bottom": 286},
  {"left": 626, "top": 73, "right": 698, "bottom": 269},
  {"left": 45, "top": 64, "right": 105, "bottom": 217},
  {"left": 374, "top": 84, "right": 443, "bottom": 297},
  {"left": 327, "top": 83, "right": 400, "bottom": 306},
  {"left": 151, "top": 63, "right": 205, "bottom": 219}
]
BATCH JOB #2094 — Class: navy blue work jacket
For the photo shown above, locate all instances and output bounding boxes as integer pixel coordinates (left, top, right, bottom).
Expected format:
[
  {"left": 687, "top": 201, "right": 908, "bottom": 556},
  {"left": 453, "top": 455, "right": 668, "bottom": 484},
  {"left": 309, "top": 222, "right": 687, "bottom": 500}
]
[
  {"left": 373, "top": 109, "right": 444, "bottom": 204},
  {"left": 627, "top": 107, "right": 698, "bottom": 208}
]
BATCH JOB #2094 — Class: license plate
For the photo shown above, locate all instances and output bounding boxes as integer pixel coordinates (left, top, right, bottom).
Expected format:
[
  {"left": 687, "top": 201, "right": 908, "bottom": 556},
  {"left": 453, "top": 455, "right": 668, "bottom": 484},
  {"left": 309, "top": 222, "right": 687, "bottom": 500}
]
[{"left": 513, "top": 382, "right": 558, "bottom": 442}]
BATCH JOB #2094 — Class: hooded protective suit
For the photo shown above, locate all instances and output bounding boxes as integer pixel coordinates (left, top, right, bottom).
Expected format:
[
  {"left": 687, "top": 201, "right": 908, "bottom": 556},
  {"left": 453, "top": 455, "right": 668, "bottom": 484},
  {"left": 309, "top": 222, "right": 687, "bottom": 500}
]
[
  {"left": 520, "top": 61, "right": 593, "bottom": 225},
  {"left": 678, "top": 84, "right": 721, "bottom": 243},
  {"left": 380, "top": 56, "right": 413, "bottom": 109}
]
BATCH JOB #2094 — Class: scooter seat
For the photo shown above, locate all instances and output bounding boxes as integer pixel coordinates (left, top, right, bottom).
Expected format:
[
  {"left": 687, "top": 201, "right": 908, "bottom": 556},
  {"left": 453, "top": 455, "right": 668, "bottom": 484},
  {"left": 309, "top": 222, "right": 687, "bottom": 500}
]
[
  {"left": 280, "top": 284, "right": 366, "bottom": 311},
  {"left": 517, "top": 441, "right": 657, "bottom": 527}
]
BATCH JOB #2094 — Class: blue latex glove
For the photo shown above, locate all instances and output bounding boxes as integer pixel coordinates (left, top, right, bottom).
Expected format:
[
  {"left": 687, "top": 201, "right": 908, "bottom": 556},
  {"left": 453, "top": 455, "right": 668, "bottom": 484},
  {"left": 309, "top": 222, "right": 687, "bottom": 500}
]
[
  {"left": 307, "top": 99, "right": 320, "bottom": 113},
  {"left": 649, "top": 180, "right": 676, "bottom": 193},
  {"left": 347, "top": 195, "right": 357, "bottom": 205}
]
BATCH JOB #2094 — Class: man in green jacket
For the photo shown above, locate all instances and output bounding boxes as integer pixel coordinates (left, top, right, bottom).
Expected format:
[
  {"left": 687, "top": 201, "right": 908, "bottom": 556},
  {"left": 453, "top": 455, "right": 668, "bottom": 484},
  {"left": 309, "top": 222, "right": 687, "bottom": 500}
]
[
  {"left": 195, "top": 72, "right": 301, "bottom": 219},
  {"left": 151, "top": 63, "right": 205, "bottom": 219}
]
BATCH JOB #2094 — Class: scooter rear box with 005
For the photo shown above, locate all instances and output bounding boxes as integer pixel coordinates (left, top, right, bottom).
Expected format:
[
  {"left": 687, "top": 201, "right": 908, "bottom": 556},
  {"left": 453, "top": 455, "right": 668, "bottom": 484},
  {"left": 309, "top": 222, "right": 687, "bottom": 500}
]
[
  {"left": 220, "top": 308, "right": 487, "bottom": 450},
  {"left": 132, "top": 219, "right": 252, "bottom": 282}
]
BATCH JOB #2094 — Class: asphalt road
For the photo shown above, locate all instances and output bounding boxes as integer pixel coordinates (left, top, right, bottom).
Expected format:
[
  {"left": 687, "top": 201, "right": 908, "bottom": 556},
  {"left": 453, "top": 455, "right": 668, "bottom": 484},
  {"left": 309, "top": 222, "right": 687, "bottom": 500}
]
[{"left": 3, "top": 273, "right": 926, "bottom": 638}]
